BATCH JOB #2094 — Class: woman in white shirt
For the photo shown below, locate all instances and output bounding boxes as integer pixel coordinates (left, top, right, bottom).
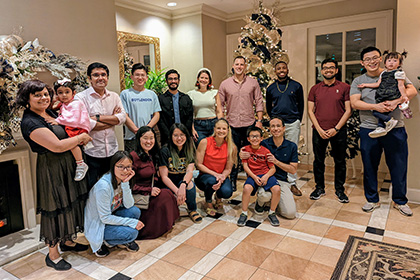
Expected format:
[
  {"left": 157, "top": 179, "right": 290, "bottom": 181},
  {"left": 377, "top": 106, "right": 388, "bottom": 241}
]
[{"left": 187, "top": 68, "right": 223, "bottom": 145}]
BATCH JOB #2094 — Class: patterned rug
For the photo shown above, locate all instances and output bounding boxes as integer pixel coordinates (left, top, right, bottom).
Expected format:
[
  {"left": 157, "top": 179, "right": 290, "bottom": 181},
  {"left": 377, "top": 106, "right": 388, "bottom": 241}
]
[{"left": 331, "top": 235, "right": 420, "bottom": 279}]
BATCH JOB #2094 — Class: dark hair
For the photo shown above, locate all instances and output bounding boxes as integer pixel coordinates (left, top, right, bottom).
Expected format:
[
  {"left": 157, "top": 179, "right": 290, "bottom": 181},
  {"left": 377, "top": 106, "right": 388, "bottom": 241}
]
[
  {"left": 87, "top": 62, "right": 109, "bottom": 77},
  {"left": 135, "top": 126, "right": 160, "bottom": 163},
  {"left": 321, "top": 58, "right": 338, "bottom": 68},
  {"left": 274, "top": 60, "right": 288, "bottom": 68},
  {"left": 109, "top": 151, "right": 133, "bottom": 189},
  {"left": 131, "top": 63, "right": 148, "bottom": 75},
  {"left": 168, "top": 123, "right": 195, "bottom": 169},
  {"left": 233, "top": 55, "right": 246, "bottom": 63},
  {"left": 270, "top": 116, "right": 285, "bottom": 127},
  {"left": 165, "top": 69, "right": 180, "bottom": 81},
  {"left": 383, "top": 50, "right": 408, "bottom": 65},
  {"left": 360, "top": 46, "right": 381, "bottom": 60},
  {"left": 16, "top": 80, "right": 53, "bottom": 108},
  {"left": 195, "top": 69, "right": 212, "bottom": 90},
  {"left": 53, "top": 79, "right": 75, "bottom": 92},
  {"left": 247, "top": 126, "right": 263, "bottom": 137}
]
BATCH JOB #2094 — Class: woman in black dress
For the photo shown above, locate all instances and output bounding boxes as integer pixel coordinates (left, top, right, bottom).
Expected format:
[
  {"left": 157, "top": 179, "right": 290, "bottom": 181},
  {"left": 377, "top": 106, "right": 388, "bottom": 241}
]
[{"left": 16, "top": 80, "right": 92, "bottom": 270}]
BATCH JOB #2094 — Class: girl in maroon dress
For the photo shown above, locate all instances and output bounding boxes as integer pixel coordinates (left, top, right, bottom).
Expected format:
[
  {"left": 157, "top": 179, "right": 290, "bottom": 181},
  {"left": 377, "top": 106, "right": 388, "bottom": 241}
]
[{"left": 130, "top": 126, "right": 179, "bottom": 239}]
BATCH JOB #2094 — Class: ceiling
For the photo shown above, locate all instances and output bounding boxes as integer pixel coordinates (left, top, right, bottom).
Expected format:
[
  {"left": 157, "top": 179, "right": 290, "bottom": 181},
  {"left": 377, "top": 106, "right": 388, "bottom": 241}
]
[{"left": 131, "top": 0, "right": 347, "bottom": 15}]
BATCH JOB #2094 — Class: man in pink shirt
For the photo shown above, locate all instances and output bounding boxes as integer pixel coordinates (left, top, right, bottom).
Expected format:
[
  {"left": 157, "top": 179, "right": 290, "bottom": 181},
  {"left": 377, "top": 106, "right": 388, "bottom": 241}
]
[
  {"left": 75, "top": 62, "right": 126, "bottom": 188},
  {"left": 218, "top": 56, "right": 264, "bottom": 191}
]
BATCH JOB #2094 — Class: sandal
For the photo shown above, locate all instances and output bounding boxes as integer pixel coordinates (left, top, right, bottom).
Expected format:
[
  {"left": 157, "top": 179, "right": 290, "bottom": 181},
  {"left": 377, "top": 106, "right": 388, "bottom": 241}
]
[
  {"left": 188, "top": 210, "right": 203, "bottom": 223},
  {"left": 206, "top": 207, "right": 217, "bottom": 217},
  {"left": 214, "top": 200, "right": 223, "bottom": 210}
]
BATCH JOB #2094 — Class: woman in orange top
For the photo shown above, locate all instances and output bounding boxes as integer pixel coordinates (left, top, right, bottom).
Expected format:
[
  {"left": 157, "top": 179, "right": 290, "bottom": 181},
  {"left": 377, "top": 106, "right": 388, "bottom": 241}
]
[{"left": 195, "top": 118, "right": 237, "bottom": 216}]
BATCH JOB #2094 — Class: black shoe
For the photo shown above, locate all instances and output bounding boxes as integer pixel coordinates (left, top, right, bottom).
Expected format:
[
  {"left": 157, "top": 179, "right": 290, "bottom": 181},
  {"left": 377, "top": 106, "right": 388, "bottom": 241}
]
[
  {"left": 117, "top": 241, "right": 139, "bottom": 252},
  {"left": 95, "top": 244, "right": 110, "bottom": 257},
  {"left": 237, "top": 213, "right": 247, "bottom": 227},
  {"left": 45, "top": 254, "right": 72, "bottom": 271},
  {"left": 268, "top": 213, "right": 280, "bottom": 227},
  {"left": 336, "top": 191, "right": 349, "bottom": 203},
  {"left": 60, "top": 243, "right": 89, "bottom": 252},
  {"left": 310, "top": 188, "right": 325, "bottom": 200},
  {"left": 231, "top": 181, "right": 237, "bottom": 192},
  {"left": 254, "top": 202, "right": 264, "bottom": 214}
]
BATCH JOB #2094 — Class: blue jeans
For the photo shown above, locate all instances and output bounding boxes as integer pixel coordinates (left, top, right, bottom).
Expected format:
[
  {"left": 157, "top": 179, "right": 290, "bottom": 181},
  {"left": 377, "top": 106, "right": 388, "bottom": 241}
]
[
  {"left": 196, "top": 174, "right": 233, "bottom": 203},
  {"left": 372, "top": 111, "right": 391, "bottom": 128},
  {"left": 194, "top": 118, "right": 217, "bottom": 145},
  {"left": 104, "top": 206, "right": 140, "bottom": 246},
  {"left": 359, "top": 127, "right": 408, "bottom": 205},
  {"left": 176, "top": 180, "right": 198, "bottom": 211}
]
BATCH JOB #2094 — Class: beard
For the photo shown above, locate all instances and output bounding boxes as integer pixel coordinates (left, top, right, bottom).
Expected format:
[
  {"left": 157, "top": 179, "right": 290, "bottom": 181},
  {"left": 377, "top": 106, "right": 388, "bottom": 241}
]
[{"left": 322, "top": 74, "right": 335, "bottom": 80}]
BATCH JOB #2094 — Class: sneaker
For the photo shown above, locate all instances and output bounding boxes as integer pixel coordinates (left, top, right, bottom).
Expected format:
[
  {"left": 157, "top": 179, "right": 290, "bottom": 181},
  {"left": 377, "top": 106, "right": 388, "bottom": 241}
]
[
  {"left": 290, "top": 184, "right": 302, "bottom": 196},
  {"left": 74, "top": 162, "right": 89, "bottom": 181},
  {"left": 394, "top": 203, "right": 413, "bottom": 216},
  {"left": 268, "top": 213, "right": 280, "bottom": 227},
  {"left": 254, "top": 202, "right": 264, "bottom": 214},
  {"left": 117, "top": 241, "right": 139, "bottom": 252},
  {"left": 369, "top": 127, "right": 387, "bottom": 138},
  {"left": 95, "top": 244, "right": 110, "bottom": 257},
  {"left": 362, "top": 202, "right": 380, "bottom": 212},
  {"left": 385, "top": 118, "right": 398, "bottom": 133},
  {"left": 237, "top": 213, "right": 247, "bottom": 227},
  {"left": 336, "top": 191, "right": 349, "bottom": 203},
  {"left": 310, "top": 188, "right": 325, "bottom": 200}
]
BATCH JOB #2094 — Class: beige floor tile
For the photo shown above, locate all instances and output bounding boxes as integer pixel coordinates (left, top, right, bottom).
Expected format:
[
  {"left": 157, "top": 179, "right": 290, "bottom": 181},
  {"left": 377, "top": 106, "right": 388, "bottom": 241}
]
[
  {"left": 3, "top": 252, "right": 45, "bottom": 278},
  {"left": 306, "top": 205, "right": 340, "bottom": 220},
  {"left": 310, "top": 245, "right": 342, "bottom": 267},
  {"left": 243, "top": 229, "right": 284, "bottom": 250},
  {"left": 340, "top": 201, "right": 367, "bottom": 213},
  {"left": 63, "top": 271, "right": 94, "bottom": 279},
  {"left": 387, "top": 203, "right": 420, "bottom": 224},
  {"left": 312, "top": 197, "right": 343, "bottom": 210},
  {"left": 94, "top": 248, "right": 145, "bottom": 271},
  {"left": 185, "top": 230, "right": 226, "bottom": 251},
  {"left": 291, "top": 219, "right": 331, "bottom": 237},
  {"left": 206, "top": 258, "right": 257, "bottom": 280},
  {"left": 386, "top": 219, "right": 420, "bottom": 236},
  {"left": 226, "top": 241, "right": 272, "bottom": 267},
  {"left": 299, "top": 261, "right": 335, "bottom": 280},
  {"left": 382, "top": 237, "right": 420, "bottom": 250},
  {"left": 295, "top": 197, "right": 315, "bottom": 213},
  {"left": 161, "top": 243, "right": 208, "bottom": 269},
  {"left": 158, "top": 224, "right": 189, "bottom": 241},
  {"left": 274, "top": 236, "right": 318, "bottom": 260},
  {"left": 324, "top": 225, "right": 364, "bottom": 242},
  {"left": 134, "top": 260, "right": 187, "bottom": 280},
  {"left": 335, "top": 209, "right": 371, "bottom": 226},
  {"left": 260, "top": 251, "right": 309, "bottom": 279},
  {"left": 177, "top": 216, "right": 195, "bottom": 227},
  {"left": 20, "top": 266, "right": 78, "bottom": 280},
  {"left": 249, "top": 268, "right": 294, "bottom": 280},
  {"left": 138, "top": 238, "right": 166, "bottom": 254},
  {"left": 203, "top": 220, "right": 238, "bottom": 237}
]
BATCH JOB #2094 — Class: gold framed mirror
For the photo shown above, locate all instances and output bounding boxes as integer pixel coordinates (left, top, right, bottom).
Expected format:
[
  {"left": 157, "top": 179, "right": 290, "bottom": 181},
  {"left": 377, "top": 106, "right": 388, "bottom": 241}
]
[{"left": 117, "top": 31, "right": 161, "bottom": 91}]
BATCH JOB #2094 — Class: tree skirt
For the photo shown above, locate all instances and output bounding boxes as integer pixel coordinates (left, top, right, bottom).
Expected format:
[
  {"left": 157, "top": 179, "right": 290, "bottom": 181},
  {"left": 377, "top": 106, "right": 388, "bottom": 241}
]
[{"left": 331, "top": 235, "right": 420, "bottom": 279}]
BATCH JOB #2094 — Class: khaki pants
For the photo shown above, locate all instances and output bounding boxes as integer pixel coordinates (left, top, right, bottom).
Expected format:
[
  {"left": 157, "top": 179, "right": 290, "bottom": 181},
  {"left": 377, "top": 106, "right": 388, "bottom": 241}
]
[{"left": 256, "top": 180, "right": 296, "bottom": 219}]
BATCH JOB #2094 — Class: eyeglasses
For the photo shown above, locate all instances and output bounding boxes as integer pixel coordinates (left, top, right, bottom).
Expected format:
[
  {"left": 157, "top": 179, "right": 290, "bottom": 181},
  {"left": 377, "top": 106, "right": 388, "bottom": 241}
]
[
  {"left": 91, "top": 73, "right": 108, "bottom": 78},
  {"left": 116, "top": 165, "right": 132, "bottom": 171},
  {"left": 363, "top": 56, "right": 381, "bottom": 63},
  {"left": 322, "top": 66, "right": 336, "bottom": 71},
  {"left": 249, "top": 135, "right": 261, "bottom": 139},
  {"left": 32, "top": 93, "right": 50, "bottom": 99}
]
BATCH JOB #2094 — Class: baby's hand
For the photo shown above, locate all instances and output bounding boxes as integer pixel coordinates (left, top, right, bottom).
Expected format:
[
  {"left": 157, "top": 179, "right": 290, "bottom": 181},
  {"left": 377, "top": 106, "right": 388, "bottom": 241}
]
[
  {"left": 45, "top": 116, "right": 58, "bottom": 125},
  {"left": 357, "top": 83, "right": 366, "bottom": 89}
]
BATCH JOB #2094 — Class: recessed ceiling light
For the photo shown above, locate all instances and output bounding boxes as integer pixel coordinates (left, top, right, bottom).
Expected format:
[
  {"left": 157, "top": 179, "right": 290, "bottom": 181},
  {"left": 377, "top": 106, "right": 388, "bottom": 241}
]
[{"left": 167, "top": 2, "right": 177, "bottom": 7}]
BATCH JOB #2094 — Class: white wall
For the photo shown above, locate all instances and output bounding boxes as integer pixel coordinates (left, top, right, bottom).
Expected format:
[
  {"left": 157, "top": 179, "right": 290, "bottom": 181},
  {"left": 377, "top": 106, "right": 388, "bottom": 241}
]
[{"left": 397, "top": 0, "right": 420, "bottom": 198}]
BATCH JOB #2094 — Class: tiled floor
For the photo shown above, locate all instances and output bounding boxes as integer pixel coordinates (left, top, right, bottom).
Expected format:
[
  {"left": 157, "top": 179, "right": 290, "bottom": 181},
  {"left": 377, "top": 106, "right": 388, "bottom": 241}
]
[{"left": 2, "top": 164, "right": 420, "bottom": 280}]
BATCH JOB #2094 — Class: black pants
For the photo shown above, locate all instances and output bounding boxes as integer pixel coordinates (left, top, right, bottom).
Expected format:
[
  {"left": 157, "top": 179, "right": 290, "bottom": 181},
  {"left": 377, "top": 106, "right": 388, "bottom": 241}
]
[
  {"left": 312, "top": 128, "right": 347, "bottom": 193},
  {"left": 230, "top": 124, "right": 254, "bottom": 186},
  {"left": 85, "top": 154, "right": 113, "bottom": 190}
]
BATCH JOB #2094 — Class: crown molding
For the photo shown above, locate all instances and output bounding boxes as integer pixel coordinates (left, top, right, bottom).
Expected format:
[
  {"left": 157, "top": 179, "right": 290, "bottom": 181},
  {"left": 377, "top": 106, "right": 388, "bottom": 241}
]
[{"left": 115, "top": 0, "right": 172, "bottom": 20}]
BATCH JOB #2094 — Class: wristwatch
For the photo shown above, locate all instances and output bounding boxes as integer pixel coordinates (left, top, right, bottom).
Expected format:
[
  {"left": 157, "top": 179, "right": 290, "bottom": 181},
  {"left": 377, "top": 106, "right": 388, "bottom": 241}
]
[
  {"left": 334, "top": 127, "right": 339, "bottom": 132},
  {"left": 181, "top": 180, "right": 188, "bottom": 186},
  {"left": 96, "top": 114, "right": 100, "bottom": 121}
]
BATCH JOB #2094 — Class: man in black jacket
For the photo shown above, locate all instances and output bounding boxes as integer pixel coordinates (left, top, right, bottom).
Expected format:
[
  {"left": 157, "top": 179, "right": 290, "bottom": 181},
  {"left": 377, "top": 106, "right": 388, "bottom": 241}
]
[{"left": 158, "top": 69, "right": 193, "bottom": 146}]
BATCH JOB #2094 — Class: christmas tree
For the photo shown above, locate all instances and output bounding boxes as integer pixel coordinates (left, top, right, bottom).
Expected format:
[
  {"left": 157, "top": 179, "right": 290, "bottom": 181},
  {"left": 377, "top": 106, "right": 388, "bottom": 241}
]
[{"left": 235, "top": 0, "right": 288, "bottom": 97}]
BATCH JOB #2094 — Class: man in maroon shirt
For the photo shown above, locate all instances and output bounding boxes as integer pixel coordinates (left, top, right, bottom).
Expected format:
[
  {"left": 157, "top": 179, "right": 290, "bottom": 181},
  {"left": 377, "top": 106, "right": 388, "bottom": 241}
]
[
  {"left": 307, "top": 58, "right": 352, "bottom": 203},
  {"left": 219, "top": 56, "right": 264, "bottom": 191}
]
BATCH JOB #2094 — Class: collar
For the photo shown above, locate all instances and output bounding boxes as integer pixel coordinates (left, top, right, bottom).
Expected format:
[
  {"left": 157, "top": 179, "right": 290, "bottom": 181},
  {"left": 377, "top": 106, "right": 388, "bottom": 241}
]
[
  {"left": 276, "top": 76, "right": 290, "bottom": 84},
  {"left": 88, "top": 86, "right": 110, "bottom": 97},
  {"left": 321, "top": 80, "right": 338, "bottom": 87},
  {"left": 232, "top": 75, "right": 247, "bottom": 84}
]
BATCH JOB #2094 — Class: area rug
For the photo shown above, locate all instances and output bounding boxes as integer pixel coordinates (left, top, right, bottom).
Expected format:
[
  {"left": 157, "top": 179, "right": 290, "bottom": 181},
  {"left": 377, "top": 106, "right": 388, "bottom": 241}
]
[{"left": 331, "top": 235, "right": 420, "bottom": 279}]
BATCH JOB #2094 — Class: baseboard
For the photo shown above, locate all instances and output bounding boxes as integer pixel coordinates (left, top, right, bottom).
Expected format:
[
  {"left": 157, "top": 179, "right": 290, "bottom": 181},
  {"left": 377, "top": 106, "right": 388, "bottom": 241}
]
[{"left": 407, "top": 188, "right": 420, "bottom": 204}]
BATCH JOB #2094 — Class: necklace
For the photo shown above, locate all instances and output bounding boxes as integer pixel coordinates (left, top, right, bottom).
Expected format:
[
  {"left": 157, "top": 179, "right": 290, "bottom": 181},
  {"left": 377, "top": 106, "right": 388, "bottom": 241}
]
[{"left": 276, "top": 80, "right": 289, "bottom": 93}]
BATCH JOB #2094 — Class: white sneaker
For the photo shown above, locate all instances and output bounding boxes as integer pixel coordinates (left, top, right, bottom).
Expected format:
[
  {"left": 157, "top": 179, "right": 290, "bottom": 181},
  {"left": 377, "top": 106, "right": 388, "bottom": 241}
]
[
  {"left": 74, "top": 162, "right": 89, "bottom": 181},
  {"left": 362, "top": 202, "right": 380, "bottom": 212},
  {"left": 385, "top": 118, "right": 398, "bottom": 133},
  {"left": 369, "top": 127, "right": 387, "bottom": 138},
  {"left": 394, "top": 203, "right": 413, "bottom": 216}
]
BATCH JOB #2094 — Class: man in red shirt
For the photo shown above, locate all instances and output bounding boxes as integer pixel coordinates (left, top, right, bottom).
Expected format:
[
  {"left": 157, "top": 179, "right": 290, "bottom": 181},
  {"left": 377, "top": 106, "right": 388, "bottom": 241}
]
[{"left": 307, "top": 58, "right": 352, "bottom": 203}]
